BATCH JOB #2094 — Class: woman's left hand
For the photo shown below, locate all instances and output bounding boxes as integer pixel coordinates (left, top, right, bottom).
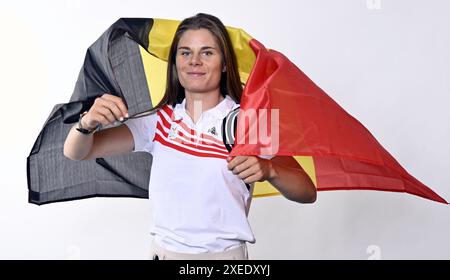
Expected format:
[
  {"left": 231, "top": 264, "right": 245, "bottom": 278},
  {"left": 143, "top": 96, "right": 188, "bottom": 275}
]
[{"left": 226, "top": 156, "right": 275, "bottom": 184}]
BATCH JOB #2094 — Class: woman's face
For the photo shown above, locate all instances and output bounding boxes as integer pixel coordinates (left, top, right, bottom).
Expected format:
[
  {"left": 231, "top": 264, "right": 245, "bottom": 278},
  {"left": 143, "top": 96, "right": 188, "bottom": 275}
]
[{"left": 176, "top": 28, "right": 224, "bottom": 95}]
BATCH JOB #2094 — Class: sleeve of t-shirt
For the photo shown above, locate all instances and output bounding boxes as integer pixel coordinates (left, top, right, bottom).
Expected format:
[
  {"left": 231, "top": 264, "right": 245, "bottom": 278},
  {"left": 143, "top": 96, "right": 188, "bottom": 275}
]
[{"left": 124, "top": 113, "right": 158, "bottom": 153}]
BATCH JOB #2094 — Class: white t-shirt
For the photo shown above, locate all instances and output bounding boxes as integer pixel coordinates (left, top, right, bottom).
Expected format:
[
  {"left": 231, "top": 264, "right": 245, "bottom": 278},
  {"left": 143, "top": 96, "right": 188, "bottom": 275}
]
[{"left": 125, "top": 95, "right": 262, "bottom": 253}]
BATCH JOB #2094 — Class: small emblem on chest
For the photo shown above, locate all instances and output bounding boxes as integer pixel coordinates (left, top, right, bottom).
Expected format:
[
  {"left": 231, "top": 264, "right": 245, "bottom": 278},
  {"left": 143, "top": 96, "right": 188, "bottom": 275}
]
[{"left": 207, "top": 126, "right": 217, "bottom": 136}]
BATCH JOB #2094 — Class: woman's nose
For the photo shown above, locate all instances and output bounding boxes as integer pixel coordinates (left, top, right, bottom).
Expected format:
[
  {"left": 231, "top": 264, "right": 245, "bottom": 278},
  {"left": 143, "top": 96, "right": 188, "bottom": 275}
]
[{"left": 189, "top": 53, "right": 202, "bottom": 66}]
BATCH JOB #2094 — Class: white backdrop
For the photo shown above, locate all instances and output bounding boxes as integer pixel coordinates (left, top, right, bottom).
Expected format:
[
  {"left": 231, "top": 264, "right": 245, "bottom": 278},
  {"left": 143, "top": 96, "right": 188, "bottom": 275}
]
[{"left": 1, "top": 0, "right": 449, "bottom": 259}]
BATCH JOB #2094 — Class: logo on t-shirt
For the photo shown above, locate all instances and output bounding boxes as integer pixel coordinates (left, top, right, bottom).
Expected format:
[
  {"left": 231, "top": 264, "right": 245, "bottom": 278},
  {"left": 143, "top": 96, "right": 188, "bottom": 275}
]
[{"left": 207, "top": 126, "right": 217, "bottom": 136}]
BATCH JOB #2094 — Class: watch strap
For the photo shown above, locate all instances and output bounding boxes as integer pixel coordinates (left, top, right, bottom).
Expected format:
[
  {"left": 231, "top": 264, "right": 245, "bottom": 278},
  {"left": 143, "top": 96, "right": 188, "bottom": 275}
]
[{"left": 76, "top": 112, "right": 100, "bottom": 135}]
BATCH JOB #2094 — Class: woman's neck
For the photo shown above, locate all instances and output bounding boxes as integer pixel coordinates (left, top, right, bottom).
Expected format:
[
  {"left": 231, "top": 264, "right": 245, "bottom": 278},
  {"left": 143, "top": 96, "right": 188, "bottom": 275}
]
[{"left": 185, "top": 89, "right": 224, "bottom": 124}]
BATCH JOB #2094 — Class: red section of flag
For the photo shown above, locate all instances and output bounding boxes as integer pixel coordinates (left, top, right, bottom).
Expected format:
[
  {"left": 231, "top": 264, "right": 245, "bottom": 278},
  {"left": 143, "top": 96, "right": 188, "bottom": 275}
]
[{"left": 231, "top": 39, "right": 447, "bottom": 204}]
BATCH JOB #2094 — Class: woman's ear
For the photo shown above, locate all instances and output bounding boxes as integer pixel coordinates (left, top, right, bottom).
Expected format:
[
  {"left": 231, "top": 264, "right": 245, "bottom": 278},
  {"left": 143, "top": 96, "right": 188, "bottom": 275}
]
[{"left": 222, "top": 64, "right": 226, "bottom": 72}]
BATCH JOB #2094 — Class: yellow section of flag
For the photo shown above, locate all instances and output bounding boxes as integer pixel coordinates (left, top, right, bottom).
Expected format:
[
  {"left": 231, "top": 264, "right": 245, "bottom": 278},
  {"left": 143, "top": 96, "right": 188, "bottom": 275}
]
[{"left": 253, "top": 156, "right": 317, "bottom": 198}]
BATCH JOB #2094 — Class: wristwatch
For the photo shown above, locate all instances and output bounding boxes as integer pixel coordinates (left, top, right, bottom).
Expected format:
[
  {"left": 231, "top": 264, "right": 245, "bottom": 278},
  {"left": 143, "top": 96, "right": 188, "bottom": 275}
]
[{"left": 76, "top": 111, "right": 100, "bottom": 135}]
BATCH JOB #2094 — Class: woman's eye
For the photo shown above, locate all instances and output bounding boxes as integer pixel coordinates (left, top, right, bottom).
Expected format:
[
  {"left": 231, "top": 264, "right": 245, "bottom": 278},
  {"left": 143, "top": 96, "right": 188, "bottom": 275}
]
[{"left": 178, "top": 50, "right": 213, "bottom": 57}]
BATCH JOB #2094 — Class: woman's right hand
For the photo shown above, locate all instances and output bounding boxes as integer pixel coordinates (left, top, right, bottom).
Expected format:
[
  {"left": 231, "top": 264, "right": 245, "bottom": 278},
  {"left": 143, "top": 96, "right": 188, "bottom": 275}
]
[{"left": 81, "top": 94, "right": 129, "bottom": 130}]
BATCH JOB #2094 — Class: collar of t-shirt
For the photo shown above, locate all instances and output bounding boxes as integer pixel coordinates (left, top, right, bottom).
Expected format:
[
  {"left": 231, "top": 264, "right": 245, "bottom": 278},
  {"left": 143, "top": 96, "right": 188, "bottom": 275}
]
[{"left": 172, "top": 95, "right": 235, "bottom": 127}]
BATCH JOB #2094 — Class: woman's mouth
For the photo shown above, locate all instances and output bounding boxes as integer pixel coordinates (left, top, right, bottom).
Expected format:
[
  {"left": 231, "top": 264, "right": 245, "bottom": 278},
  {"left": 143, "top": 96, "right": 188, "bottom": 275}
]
[{"left": 187, "top": 72, "right": 206, "bottom": 77}]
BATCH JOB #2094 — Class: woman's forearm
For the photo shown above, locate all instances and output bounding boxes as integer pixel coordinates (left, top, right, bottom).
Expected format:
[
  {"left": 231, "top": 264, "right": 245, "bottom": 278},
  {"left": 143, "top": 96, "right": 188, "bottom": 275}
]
[
  {"left": 227, "top": 155, "right": 317, "bottom": 203},
  {"left": 63, "top": 124, "right": 94, "bottom": 161},
  {"left": 267, "top": 160, "right": 317, "bottom": 203}
]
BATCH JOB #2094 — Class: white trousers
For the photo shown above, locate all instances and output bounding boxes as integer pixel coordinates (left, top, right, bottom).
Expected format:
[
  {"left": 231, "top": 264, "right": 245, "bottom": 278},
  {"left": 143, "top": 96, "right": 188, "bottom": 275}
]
[{"left": 150, "top": 239, "right": 249, "bottom": 260}]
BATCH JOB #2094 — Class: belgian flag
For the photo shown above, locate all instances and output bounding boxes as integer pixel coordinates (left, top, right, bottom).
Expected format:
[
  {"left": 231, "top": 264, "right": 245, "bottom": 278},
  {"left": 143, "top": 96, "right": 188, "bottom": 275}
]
[{"left": 27, "top": 18, "right": 447, "bottom": 205}]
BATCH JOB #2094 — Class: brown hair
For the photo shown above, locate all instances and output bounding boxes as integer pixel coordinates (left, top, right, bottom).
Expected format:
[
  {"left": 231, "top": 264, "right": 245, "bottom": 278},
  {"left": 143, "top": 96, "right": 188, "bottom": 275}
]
[{"left": 150, "top": 13, "right": 242, "bottom": 112}]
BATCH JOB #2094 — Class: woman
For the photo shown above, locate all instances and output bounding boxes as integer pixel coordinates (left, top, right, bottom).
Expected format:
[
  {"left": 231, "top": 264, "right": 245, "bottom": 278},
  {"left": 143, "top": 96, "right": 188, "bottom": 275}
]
[{"left": 63, "top": 13, "right": 316, "bottom": 260}]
